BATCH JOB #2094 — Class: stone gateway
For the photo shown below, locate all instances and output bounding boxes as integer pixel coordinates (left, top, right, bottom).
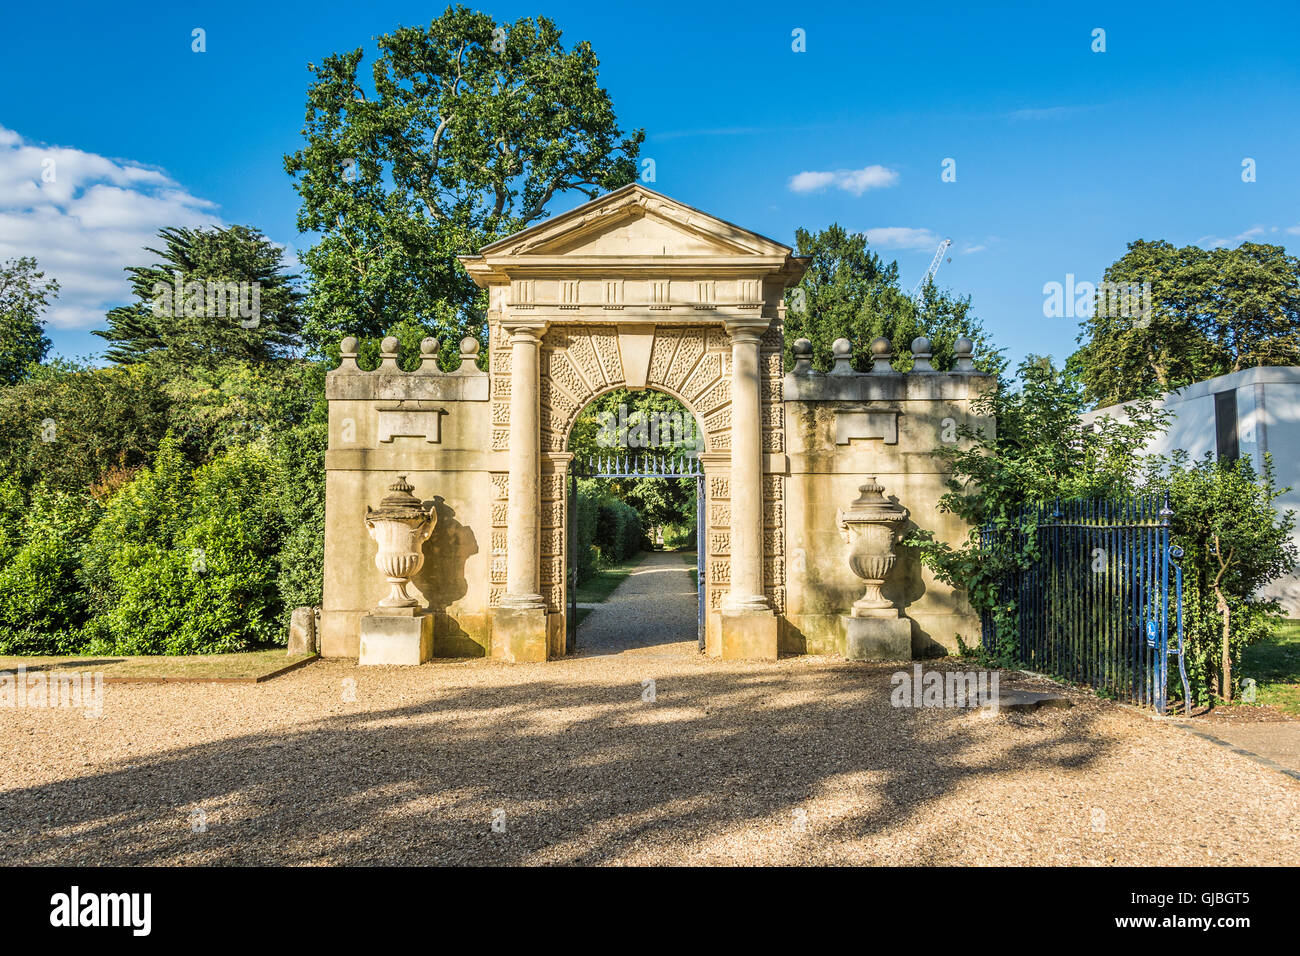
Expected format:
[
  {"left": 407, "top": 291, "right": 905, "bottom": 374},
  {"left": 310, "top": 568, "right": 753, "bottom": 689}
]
[{"left": 320, "top": 185, "right": 993, "bottom": 664}]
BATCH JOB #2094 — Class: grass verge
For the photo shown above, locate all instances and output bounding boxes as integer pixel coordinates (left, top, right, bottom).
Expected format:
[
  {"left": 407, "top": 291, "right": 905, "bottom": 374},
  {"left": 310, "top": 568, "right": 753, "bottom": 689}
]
[
  {"left": 0, "top": 649, "right": 316, "bottom": 682},
  {"left": 1243, "top": 620, "right": 1300, "bottom": 715}
]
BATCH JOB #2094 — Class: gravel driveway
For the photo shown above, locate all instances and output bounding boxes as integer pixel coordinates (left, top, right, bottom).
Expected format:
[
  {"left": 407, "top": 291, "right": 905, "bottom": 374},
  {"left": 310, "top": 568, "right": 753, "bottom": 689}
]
[
  {"left": 2, "top": 558, "right": 1297, "bottom": 866},
  {"left": 576, "top": 550, "right": 698, "bottom": 656}
]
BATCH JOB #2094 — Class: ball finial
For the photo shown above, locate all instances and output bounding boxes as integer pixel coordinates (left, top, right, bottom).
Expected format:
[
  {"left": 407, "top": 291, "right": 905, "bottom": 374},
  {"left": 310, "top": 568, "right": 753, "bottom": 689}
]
[
  {"left": 910, "top": 336, "right": 935, "bottom": 373},
  {"left": 830, "top": 337, "right": 854, "bottom": 375},
  {"left": 953, "top": 336, "right": 976, "bottom": 372}
]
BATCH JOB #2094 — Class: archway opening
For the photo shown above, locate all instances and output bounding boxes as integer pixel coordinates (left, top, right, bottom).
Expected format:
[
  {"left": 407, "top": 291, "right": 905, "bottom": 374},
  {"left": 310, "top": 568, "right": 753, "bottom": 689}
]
[{"left": 565, "top": 388, "right": 705, "bottom": 656}]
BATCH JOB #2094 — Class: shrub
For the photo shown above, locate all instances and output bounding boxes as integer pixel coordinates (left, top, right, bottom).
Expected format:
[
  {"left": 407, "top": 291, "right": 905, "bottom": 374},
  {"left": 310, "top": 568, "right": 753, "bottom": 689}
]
[
  {"left": 0, "top": 361, "right": 169, "bottom": 497},
  {"left": 572, "top": 479, "right": 601, "bottom": 583},
  {"left": 569, "top": 482, "right": 643, "bottom": 583},
  {"left": 0, "top": 486, "right": 100, "bottom": 654},
  {"left": 662, "top": 521, "right": 696, "bottom": 550},
  {"left": 269, "top": 421, "right": 328, "bottom": 627},
  {"left": 81, "top": 435, "right": 287, "bottom": 654},
  {"left": 1144, "top": 452, "right": 1297, "bottom": 703}
]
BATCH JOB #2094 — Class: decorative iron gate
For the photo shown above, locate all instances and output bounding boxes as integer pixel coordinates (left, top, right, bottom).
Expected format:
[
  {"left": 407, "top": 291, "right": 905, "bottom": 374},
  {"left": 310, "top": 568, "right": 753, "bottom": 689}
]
[
  {"left": 979, "top": 496, "right": 1190, "bottom": 714},
  {"left": 567, "top": 452, "right": 705, "bottom": 653}
]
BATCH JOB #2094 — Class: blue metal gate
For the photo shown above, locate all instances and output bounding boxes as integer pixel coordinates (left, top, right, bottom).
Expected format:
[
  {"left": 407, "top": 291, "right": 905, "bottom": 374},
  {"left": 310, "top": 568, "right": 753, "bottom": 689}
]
[
  {"left": 979, "top": 496, "right": 1189, "bottom": 714},
  {"left": 567, "top": 452, "right": 704, "bottom": 652}
]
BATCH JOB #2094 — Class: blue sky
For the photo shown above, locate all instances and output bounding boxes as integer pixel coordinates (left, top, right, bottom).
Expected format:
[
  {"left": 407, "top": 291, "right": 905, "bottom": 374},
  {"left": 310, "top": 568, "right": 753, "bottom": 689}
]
[{"left": 2, "top": 0, "right": 1298, "bottom": 367}]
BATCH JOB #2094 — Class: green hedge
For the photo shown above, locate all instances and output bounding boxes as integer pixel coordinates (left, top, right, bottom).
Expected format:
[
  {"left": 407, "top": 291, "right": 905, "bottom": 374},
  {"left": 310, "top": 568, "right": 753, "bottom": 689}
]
[
  {"left": 268, "top": 421, "right": 327, "bottom": 630},
  {"left": 0, "top": 483, "right": 99, "bottom": 654},
  {"left": 79, "top": 435, "right": 286, "bottom": 654},
  {"left": 0, "top": 426, "right": 326, "bottom": 656},
  {"left": 573, "top": 479, "right": 601, "bottom": 583},
  {"left": 595, "top": 499, "right": 643, "bottom": 563},
  {"left": 570, "top": 480, "right": 643, "bottom": 584}
]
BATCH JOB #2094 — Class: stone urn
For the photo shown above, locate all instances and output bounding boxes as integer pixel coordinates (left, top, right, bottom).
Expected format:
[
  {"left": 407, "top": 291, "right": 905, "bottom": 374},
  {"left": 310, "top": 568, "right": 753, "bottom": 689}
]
[
  {"left": 364, "top": 476, "right": 436, "bottom": 608},
  {"left": 837, "top": 478, "right": 909, "bottom": 618}
]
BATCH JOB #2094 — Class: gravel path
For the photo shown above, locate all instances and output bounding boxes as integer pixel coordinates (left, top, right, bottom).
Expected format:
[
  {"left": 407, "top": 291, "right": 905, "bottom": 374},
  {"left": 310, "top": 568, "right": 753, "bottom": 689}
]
[
  {"left": 577, "top": 551, "right": 698, "bottom": 657},
  {"left": 2, "top": 651, "right": 1298, "bottom": 865}
]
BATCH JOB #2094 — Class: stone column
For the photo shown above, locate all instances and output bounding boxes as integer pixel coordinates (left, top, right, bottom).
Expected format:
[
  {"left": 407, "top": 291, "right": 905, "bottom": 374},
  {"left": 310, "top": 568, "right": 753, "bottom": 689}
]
[
  {"left": 503, "top": 320, "right": 546, "bottom": 607},
  {"left": 546, "top": 450, "right": 575, "bottom": 659},
  {"left": 494, "top": 319, "right": 549, "bottom": 662},
  {"left": 726, "top": 319, "right": 769, "bottom": 610},
  {"left": 720, "top": 318, "right": 778, "bottom": 659}
]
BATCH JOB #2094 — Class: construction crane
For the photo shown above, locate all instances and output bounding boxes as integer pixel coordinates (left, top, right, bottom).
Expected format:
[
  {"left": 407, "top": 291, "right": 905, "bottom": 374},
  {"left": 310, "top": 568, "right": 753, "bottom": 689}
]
[{"left": 910, "top": 238, "right": 952, "bottom": 301}]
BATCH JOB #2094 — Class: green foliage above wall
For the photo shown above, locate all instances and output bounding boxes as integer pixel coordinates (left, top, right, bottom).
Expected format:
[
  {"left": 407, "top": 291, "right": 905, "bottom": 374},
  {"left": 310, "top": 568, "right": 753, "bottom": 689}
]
[
  {"left": 782, "top": 224, "right": 1004, "bottom": 376},
  {"left": 1070, "top": 240, "right": 1300, "bottom": 407}
]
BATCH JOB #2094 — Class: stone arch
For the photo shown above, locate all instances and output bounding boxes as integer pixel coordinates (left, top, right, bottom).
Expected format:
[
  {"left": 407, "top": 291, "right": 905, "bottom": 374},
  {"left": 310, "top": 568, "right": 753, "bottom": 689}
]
[
  {"left": 559, "top": 379, "right": 713, "bottom": 457},
  {"left": 538, "top": 323, "right": 734, "bottom": 457}
]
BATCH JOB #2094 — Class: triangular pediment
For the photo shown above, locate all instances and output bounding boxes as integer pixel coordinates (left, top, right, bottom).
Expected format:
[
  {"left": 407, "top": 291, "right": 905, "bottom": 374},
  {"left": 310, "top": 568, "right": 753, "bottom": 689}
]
[{"left": 477, "top": 184, "right": 793, "bottom": 259}]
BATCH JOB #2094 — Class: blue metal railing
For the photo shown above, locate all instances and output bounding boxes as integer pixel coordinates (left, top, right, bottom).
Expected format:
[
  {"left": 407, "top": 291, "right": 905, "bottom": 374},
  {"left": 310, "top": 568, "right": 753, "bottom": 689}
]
[{"left": 980, "top": 496, "right": 1186, "bottom": 713}]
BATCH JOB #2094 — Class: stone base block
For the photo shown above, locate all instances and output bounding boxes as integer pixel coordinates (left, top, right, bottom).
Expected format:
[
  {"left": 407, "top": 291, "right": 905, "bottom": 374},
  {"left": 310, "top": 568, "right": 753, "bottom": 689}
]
[
  {"left": 720, "top": 607, "right": 779, "bottom": 661},
  {"left": 359, "top": 612, "right": 433, "bottom": 666},
  {"left": 492, "top": 605, "right": 549, "bottom": 662},
  {"left": 288, "top": 606, "right": 317, "bottom": 655},
  {"left": 842, "top": 615, "right": 912, "bottom": 661}
]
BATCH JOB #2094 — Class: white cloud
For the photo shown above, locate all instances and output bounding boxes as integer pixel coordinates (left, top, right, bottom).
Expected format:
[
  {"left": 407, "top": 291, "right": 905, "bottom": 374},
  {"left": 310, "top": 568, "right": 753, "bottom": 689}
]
[
  {"left": 1196, "top": 225, "right": 1279, "bottom": 249},
  {"left": 862, "top": 226, "right": 943, "bottom": 251},
  {"left": 788, "top": 164, "right": 899, "bottom": 196},
  {"left": 788, "top": 171, "right": 836, "bottom": 193},
  {"left": 0, "top": 124, "right": 222, "bottom": 330}
]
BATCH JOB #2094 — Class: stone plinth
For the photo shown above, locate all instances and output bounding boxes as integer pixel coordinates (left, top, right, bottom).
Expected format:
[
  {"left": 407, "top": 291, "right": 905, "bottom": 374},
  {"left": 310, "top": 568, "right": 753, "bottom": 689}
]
[
  {"left": 288, "top": 606, "right": 317, "bottom": 655},
  {"left": 720, "top": 608, "right": 779, "bottom": 661},
  {"left": 842, "top": 615, "right": 911, "bottom": 661},
  {"left": 359, "top": 608, "right": 433, "bottom": 666},
  {"left": 492, "top": 605, "right": 548, "bottom": 663}
]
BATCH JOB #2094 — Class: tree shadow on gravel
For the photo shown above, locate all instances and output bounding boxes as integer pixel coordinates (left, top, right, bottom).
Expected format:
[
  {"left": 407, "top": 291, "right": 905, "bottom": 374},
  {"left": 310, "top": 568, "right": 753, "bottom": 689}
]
[{"left": 0, "top": 663, "right": 1115, "bottom": 865}]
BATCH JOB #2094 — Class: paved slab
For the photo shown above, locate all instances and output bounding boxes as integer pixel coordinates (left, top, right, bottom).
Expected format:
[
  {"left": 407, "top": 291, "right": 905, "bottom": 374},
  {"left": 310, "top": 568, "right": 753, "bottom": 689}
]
[
  {"left": 1173, "top": 719, "right": 1300, "bottom": 781},
  {"left": 576, "top": 551, "right": 698, "bottom": 658}
]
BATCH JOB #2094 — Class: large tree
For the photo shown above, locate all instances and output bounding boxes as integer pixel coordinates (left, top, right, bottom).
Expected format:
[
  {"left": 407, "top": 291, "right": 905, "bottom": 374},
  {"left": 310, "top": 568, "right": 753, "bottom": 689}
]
[
  {"left": 0, "top": 257, "right": 57, "bottom": 386},
  {"left": 782, "top": 224, "right": 1002, "bottom": 375},
  {"left": 284, "top": 6, "right": 644, "bottom": 352},
  {"left": 1071, "top": 239, "right": 1300, "bottom": 407},
  {"left": 95, "top": 225, "right": 302, "bottom": 370}
]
